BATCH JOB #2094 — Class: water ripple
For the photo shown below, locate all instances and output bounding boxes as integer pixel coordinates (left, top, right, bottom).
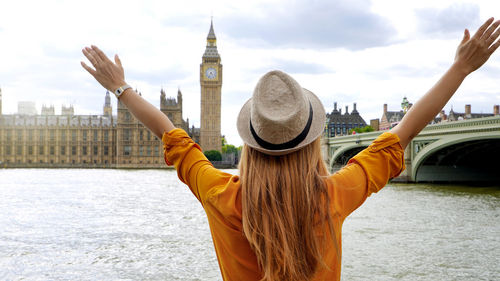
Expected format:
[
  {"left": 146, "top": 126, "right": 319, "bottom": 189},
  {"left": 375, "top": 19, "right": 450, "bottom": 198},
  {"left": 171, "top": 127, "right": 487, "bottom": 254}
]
[{"left": 0, "top": 169, "right": 498, "bottom": 280}]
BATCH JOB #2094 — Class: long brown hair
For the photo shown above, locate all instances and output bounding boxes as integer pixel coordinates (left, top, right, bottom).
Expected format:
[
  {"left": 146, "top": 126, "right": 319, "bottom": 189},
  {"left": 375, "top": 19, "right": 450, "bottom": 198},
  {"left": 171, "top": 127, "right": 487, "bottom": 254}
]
[{"left": 239, "top": 137, "right": 337, "bottom": 281}]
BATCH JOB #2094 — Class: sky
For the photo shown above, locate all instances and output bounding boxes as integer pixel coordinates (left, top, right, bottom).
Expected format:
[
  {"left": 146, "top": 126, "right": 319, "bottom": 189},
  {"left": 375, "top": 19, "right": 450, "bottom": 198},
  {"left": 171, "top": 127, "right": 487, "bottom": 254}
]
[{"left": 0, "top": 0, "right": 499, "bottom": 145}]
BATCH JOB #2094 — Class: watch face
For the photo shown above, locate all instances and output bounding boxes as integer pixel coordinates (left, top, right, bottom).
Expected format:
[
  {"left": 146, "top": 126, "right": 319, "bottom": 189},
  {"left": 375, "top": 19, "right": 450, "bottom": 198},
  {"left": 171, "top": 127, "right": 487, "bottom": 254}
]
[{"left": 205, "top": 67, "right": 217, "bottom": 79}]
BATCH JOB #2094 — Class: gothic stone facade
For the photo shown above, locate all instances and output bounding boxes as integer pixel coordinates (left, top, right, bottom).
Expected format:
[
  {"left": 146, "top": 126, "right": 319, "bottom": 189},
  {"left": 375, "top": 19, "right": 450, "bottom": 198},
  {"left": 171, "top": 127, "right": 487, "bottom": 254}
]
[
  {"left": 0, "top": 91, "right": 191, "bottom": 168},
  {"left": 380, "top": 103, "right": 499, "bottom": 130},
  {"left": 325, "top": 102, "right": 367, "bottom": 137}
]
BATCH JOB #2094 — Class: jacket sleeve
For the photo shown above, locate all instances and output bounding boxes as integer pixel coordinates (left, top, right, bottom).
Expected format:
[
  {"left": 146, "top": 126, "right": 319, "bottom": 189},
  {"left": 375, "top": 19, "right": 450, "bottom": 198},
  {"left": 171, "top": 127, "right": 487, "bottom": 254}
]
[
  {"left": 328, "top": 132, "right": 405, "bottom": 218},
  {"left": 162, "top": 128, "right": 229, "bottom": 204}
]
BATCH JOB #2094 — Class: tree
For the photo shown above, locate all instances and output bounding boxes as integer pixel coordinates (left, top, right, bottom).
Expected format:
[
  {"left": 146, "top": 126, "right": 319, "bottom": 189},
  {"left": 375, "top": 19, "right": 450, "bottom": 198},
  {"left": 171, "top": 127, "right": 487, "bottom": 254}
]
[
  {"left": 222, "top": 144, "right": 238, "bottom": 155},
  {"left": 204, "top": 150, "right": 222, "bottom": 161},
  {"left": 349, "top": 125, "right": 375, "bottom": 134}
]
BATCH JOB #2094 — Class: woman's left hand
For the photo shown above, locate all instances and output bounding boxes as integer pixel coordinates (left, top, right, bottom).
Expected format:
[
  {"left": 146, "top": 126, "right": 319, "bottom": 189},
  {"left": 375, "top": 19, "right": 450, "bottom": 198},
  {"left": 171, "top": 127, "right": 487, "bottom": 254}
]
[
  {"left": 81, "top": 45, "right": 126, "bottom": 92},
  {"left": 454, "top": 17, "right": 500, "bottom": 75}
]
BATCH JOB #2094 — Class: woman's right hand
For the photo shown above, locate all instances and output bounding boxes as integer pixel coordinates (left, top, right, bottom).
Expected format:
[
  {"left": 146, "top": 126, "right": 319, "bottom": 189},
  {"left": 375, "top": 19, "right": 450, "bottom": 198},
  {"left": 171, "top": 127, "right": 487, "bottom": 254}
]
[
  {"left": 453, "top": 17, "right": 500, "bottom": 76},
  {"left": 81, "top": 45, "right": 127, "bottom": 92}
]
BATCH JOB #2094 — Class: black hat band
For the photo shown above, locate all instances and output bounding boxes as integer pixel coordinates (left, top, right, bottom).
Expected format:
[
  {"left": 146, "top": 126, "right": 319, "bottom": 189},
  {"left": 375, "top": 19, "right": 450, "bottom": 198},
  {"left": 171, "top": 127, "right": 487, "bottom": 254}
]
[{"left": 249, "top": 102, "right": 313, "bottom": 151}]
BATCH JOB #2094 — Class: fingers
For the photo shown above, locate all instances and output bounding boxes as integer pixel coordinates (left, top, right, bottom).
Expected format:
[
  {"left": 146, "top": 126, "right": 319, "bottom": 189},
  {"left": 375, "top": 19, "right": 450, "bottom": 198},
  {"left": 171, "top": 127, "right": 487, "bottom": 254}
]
[
  {"left": 82, "top": 47, "right": 99, "bottom": 68},
  {"left": 481, "top": 20, "right": 500, "bottom": 43},
  {"left": 91, "top": 45, "right": 110, "bottom": 63},
  {"left": 472, "top": 17, "right": 494, "bottom": 40},
  {"left": 489, "top": 38, "right": 500, "bottom": 54},
  {"left": 461, "top": 29, "right": 470, "bottom": 44},
  {"left": 115, "top": 54, "right": 122, "bottom": 68},
  {"left": 80, "top": 61, "right": 96, "bottom": 76}
]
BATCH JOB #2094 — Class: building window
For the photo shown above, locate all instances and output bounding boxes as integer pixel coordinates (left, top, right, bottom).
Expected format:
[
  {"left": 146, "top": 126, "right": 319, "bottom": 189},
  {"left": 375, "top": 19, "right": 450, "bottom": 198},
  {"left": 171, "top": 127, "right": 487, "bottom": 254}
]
[
  {"left": 16, "top": 146, "right": 22, "bottom": 155},
  {"left": 147, "top": 131, "right": 151, "bottom": 141},
  {"left": 139, "top": 146, "right": 143, "bottom": 156},
  {"left": 93, "top": 130, "right": 98, "bottom": 142},
  {"left": 93, "top": 146, "right": 98, "bottom": 155},
  {"left": 28, "top": 130, "right": 34, "bottom": 139},
  {"left": 6, "top": 130, "right": 12, "bottom": 141},
  {"left": 50, "top": 146, "right": 55, "bottom": 155},
  {"left": 39, "top": 146, "right": 44, "bottom": 155},
  {"left": 5, "top": 146, "right": 11, "bottom": 155},
  {"left": 50, "top": 130, "right": 55, "bottom": 141},
  {"left": 123, "top": 129, "right": 131, "bottom": 141},
  {"left": 39, "top": 130, "right": 44, "bottom": 142},
  {"left": 124, "top": 146, "right": 131, "bottom": 156},
  {"left": 17, "top": 130, "right": 23, "bottom": 141},
  {"left": 82, "top": 146, "right": 87, "bottom": 155},
  {"left": 72, "top": 146, "right": 76, "bottom": 155},
  {"left": 139, "top": 130, "right": 143, "bottom": 141},
  {"left": 154, "top": 146, "right": 159, "bottom": 156},
  {"left": 61, "top": 146, "right": 66, "bottom": 155},
  {"left": 61, "top": 130, "right": 66, "bottom": 141},
  {"left": 28, "top": 146, "right": 33, "bottom": 155},
  {"left": 83, "top": 130, "right": 87, "bottom": 141},
  {"left": 104, "top": 146, "right": 109, "bottom": 156},
  {"left": 72, "top": 130, "right": 77, "bottom": 142},
  {"left": 104, "top": 131, "right": 109, "bottom": 142},
  {"left": 147, "top": 146, "right": 151, "bottom": 156}
]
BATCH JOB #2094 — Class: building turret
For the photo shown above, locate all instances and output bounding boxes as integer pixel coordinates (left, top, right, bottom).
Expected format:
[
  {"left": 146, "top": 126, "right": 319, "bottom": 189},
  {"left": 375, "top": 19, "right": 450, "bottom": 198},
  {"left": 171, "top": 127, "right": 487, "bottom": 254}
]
[
  {"left": 202, "top": 19, "right": 220, "bottom": 59},
  {"left": 103, "top": 91, "right": 112, "bottom": 116},
  {"left": 332, "top": 102, "right": 339, "bottom": 115},
  {"left": 160, "top": 88, "right": 166, "bottom": 109},
  {"left": 177, "top": 88, "right": 183, "bottom": 110},
  {"left": 41, "top": 104, "right": 55, "bottom": 115},
  {"left": 351, "top": 103, "right": 359, "bottom": 115},
  {"left": 61, "top": 104, "right": 74, "bottom": 116}
]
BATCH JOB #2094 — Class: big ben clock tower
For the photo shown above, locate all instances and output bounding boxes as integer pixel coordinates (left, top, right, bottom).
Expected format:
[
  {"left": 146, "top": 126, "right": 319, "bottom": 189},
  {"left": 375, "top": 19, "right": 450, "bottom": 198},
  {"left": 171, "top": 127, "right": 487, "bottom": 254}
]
[{"left": 200, "top": 19, "right": 222, "bottom": 152}]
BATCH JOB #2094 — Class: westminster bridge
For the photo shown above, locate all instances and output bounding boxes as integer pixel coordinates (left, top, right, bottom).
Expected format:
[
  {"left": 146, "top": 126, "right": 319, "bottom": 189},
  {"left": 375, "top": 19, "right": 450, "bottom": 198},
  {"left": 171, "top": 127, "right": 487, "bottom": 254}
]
[{"left": 322, "top": 116, "right": 500, "bottom": 183}]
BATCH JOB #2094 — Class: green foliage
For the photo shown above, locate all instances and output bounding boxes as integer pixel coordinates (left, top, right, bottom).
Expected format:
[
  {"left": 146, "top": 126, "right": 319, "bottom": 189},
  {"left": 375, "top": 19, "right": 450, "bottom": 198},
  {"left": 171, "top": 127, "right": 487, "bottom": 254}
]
[
  {"left": 222, "top": 144, "right": 238, "bottom": 155},
  {"left": 204, "top": 150, "right": 222, "bottom": 161},
  {"left": 349, "top": 125, "right": 375, "bottom": 134}
]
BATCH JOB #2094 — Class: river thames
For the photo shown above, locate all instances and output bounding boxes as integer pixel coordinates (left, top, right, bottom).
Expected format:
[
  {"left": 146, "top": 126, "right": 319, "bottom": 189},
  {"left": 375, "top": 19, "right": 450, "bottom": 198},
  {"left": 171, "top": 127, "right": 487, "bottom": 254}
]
[{"left": 0, "top": 169, "right": 498, "bottom": 281}]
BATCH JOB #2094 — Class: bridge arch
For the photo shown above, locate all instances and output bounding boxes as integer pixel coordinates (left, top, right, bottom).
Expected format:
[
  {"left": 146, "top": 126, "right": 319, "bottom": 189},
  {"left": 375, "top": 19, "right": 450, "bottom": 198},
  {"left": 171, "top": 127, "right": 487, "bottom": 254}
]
[
  {"left": 330, "top": 144, "right": 368, "bottom": 171},
  {"left": 412, "top": 132, "right": 500, "bottom": 183}
]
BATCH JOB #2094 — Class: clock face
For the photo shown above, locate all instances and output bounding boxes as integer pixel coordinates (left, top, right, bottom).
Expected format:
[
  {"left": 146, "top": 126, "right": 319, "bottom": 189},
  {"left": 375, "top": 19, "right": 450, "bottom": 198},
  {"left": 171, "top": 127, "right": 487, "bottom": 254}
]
[{"left": 205, "top": 67, "right": 217, "bottom": 79}]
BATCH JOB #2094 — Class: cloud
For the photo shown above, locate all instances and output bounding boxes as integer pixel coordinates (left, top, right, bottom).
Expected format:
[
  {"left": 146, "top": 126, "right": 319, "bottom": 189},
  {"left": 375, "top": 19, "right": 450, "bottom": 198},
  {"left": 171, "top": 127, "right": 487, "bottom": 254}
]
[
  {"left": 364, "top": 64, "right": 442, "bottom": 80},
  {"left": 217, "top": 0, "right": 396, "bottom": 50},
  {"left": 415, "top": 3, "right": 481, "bottom": 36},
  {"left": 127, "top": 68, "right": 191, "bottom": 86},
  {"left": 161, "top": 0, "right": 397, "bottom": 50},
  {"left": 266, "top": 59, "right": 331, "bottom": 74}
]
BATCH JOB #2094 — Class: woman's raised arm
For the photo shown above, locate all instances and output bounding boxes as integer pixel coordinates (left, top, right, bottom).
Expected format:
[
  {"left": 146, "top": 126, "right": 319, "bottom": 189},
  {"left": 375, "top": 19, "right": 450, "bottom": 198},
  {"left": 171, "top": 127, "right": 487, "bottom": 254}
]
[
  {"left": 81, "top": 45, "right": 175, "bottom": 138},
  {"left": 391, "top": 17, "right": 500, "bottom": 149}
]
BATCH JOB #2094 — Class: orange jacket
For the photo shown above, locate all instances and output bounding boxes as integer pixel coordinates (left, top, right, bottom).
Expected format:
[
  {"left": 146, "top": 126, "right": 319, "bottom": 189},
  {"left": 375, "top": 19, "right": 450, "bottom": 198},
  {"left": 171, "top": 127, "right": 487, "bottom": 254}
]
[{"left": 163, "top": 129, "right": 405, "bottom": 281}]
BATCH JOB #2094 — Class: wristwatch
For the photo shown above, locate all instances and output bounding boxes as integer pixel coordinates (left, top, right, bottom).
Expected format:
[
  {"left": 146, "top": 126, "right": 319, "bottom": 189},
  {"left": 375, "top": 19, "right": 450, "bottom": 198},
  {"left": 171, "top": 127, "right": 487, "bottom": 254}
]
[{"left": 114, "top": 85, "right": 132, "bottom": 99}]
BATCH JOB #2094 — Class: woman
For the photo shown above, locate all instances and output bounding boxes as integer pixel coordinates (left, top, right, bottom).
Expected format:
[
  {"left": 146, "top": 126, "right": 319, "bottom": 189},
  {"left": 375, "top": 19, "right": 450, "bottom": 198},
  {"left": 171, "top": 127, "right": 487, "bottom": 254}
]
[{"left": 81, "top": 18, "right": 499, "bottom": 281}]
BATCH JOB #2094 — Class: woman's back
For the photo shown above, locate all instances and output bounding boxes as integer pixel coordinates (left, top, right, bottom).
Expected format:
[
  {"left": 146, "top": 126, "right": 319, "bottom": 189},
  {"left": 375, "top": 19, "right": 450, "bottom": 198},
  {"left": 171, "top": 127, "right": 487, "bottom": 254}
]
[{"left": 163, "top": 128, "right": 404, "bottom": 281}]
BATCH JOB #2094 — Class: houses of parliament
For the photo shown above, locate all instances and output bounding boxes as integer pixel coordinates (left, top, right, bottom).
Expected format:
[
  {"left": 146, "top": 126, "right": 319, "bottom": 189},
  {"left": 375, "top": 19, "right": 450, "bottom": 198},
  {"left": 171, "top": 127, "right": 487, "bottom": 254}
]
[{"left": 0, "top": 21, "right": 223, "bottom": 168}]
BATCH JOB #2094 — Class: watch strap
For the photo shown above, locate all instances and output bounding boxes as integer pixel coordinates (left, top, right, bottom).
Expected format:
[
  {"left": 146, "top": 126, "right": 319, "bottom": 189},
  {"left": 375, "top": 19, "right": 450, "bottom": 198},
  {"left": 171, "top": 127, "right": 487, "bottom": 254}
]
[{"left": 114, "top": 85, "right": 132, "bottom": 99}]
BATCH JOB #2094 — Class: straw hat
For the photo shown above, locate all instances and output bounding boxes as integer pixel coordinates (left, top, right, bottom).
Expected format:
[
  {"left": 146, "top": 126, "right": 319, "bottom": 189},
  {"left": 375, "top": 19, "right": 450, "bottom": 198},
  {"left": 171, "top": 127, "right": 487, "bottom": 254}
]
[{"left": 237, "top": 70, "right": 326, "bottom": 155}]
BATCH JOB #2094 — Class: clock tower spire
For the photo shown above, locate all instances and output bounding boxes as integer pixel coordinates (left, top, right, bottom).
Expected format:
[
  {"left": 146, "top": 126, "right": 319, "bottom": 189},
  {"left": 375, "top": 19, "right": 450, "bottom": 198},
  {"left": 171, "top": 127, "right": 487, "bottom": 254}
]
[{"left": 200, "top": 19, "right": 223, "bottom": 152}]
